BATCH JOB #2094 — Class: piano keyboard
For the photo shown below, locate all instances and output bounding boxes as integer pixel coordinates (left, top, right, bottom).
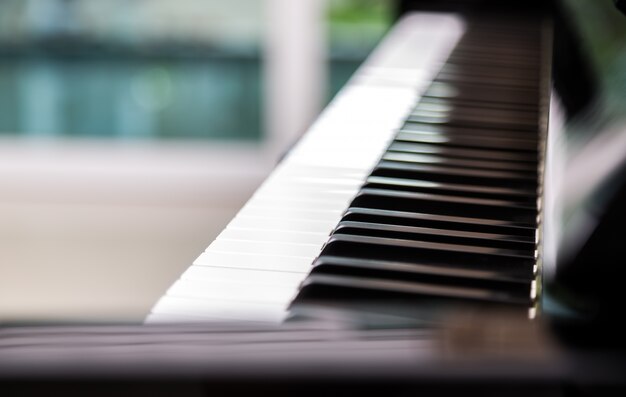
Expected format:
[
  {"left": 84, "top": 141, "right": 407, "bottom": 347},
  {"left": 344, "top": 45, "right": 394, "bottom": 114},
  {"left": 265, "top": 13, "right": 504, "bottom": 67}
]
[{"left": 146, "top": 12, "right": 549, "bottom": 324}]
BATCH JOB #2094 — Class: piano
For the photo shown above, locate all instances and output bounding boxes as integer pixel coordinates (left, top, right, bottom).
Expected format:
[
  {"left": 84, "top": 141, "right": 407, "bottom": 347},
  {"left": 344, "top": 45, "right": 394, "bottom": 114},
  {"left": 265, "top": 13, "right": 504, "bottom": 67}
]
[
  {"left": 2, "top": 0, "right": 626, "bottom": 394},
  {"left": 147, "top": 5, "right": 548, "bottom": 326}
]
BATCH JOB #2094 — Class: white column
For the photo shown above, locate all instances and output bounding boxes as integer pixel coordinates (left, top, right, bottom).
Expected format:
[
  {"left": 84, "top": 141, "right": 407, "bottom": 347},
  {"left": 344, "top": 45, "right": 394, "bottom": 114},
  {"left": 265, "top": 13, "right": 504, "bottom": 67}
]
[{"left": 264, "top": 0, "right": 327, "bottom": 157}]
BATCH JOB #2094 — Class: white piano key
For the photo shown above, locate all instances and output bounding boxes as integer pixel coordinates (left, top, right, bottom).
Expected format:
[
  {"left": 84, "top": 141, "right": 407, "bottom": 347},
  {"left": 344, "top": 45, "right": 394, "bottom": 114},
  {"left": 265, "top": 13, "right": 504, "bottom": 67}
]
[
  {"left": 270, "top": 175, "right": 365, "bottom": 188},
  {"left": 241, "top": 197, "right": 349, "bottom": 212},
  {"left": 193, "top": 252, "right": 312, "bottom": 273},
  {"left": 355, "top": 67, "right": 430, "bottom": 88},
  {"left": 167, "top": 279, "right": 297, "bottom": 304},
  {"left": 207, "top": 239, "right": 322, "bottom": 258},
  {"left": 150, "top": 296, "right": 286, "bottom": 322},
  {"left": 263, "top": 176, "right": 365, "bottom": 190},
  {"left": 268, "top": 164, "right": 369, "bottom": 180},
  {"left": 236, "top": 206, "right": 343, "bottom": 222},
  {"left": 257, "top": 184, "right": 359, "bottom": 200},
  {"left": 182, "top": 266, "right": 304, "bottom": 286},
  {"left": 255, "top": 185, "right": 357, "bottom": 200},
  {"left": 216, "top": 228, "right": 329, "bottom": 246},
  {"left": 227, "top": 216, "right": 337, "bottom": 234},
  {"left": 253, "top": 187, "right": 356, "bottom": 203},
  {"left": 226, "top": 214, "right": 337, "bottom": 232}
]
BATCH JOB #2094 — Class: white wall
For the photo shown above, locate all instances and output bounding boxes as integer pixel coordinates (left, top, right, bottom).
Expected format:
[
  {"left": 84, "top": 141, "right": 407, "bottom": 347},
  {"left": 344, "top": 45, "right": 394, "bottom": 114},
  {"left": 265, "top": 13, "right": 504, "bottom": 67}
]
[{"left": 0, "top": 140, "right": 271, "bottom": 322}]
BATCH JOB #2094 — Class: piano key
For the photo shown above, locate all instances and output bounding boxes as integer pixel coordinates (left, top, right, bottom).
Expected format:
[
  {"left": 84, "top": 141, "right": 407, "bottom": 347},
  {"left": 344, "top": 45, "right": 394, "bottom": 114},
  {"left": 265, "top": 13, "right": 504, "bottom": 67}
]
[
  {"left": 216, "top": 229, "right": 330, "bottom": 246},
  {"left": 363, "top": 177, "right": 537, "bottom": 205},
  {"left": 342, "top": 207, "right": 536, "bottom": 238},
  {"left": 167, "top": 278, "right": 297, "bottom": 304},
  {"left": 207, "top": 240, "right": 323, "bottom": 259},
  {"left": 362, "top": 12, "right": 466, "bottom": 76},
  {"left": 332, "top": 221, "right": 535, "bottom": 250},
  {"left": 349, "top": 188, "right": 537, "bottom": 224},
  {"left": 409, "top": 106, "right": 540, "bottom": 129},
  {"left": 254, "top": 183, "right": 357, "bottom": 198},
  {"left": 319, "top": 235, "right": 536, "bottom": 276},
  {"left": 236, "top": 206, "right": 344, "bottom": 222},
  {"left": 423, "top": 82, "right": 540, "bottom": 106},
  {"left": 354, "top": 186, "right": 536, "bottom": 208},
  {"left": 372, "top": 162, "right": 537, "bottom": 191},
  {"left": 151, "top": 296, "right": 288, "bottom": 322},
  {"left": 406, "top": 113, "right": 538, "bottom": 133},
  {"left": 182, "top": 266, "right": 304, "bottom": 287},
  {"left": 295, "top": 274, "right": 532, "bottom": 307},
  {"left": 193, "top": 251, "right": 312, "bottom": 273},
  {"left": 252, "top": 188, "right": 356, "bottom": 204},
  {"left": 381, "top": 152, "right": 538, "bottom": 173},
  {"left": 446, "top": 52, "right": 540, "bottom": 70},
  {"left": 439, "top": 63, "right": 540, "bottom": 81},
  {"left": 418, "top": 95, "right": 539, "bottom": 112},
  {"left": 401, "top": 121, "right": 539, "bottom": 141},
  {"left": 307, "top": 260, "right": 532, "bottom": 300},
  {"left": 240, "top": 197, "right": 350, "bottom": 212},
  {"left": 387, "top": 141, "right": 537, "bottom": 163},
  {"left": 265, "top": 167, "right": 370, "bottom": 184},
  {"left": 456, "top": 35, "right": 540, "bottom": 50},
  {"left": 310, "top": 255, "right": 532, "bottom": 284},
  {"left": 435, "top": 72, "right": 539, "bottom": 90},
  {"left": 375, "top": 160, "right": 537, "bottom": 180},
  {"left": 265, "top": 172, "right": 372, "bottom": 190},
  {"left": 226, "top": 215, "right": 338, "bottom": 234},
  {"left": 394, "top": 132, "right": 540, "bottom": 154},
  {"left": 415, "top": 97, "right": 539, "bottom": 117}
]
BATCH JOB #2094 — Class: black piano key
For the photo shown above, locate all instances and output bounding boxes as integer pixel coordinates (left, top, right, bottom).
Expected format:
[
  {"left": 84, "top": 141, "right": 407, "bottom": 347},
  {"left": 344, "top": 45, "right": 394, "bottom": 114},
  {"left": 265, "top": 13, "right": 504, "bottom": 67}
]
[
  {"left": 461, "top": 24, "right": 540, "bottom": 39},
  {"left": 406, "top": 112, "right": 538, "bottom": 133},
  {"left": 342, "top": 208, "right": 536, "bottom": 239},
  {"left": 423, "top": 82, "right": 540, "bottom": 106},
  {"left": 410, "top": 99, "right": 539, "bottom": 120},
  {"left": 320, "top": 234, "right": 536, "bottom": 276},
  {"left": 374, "top": 160, "right": 537, "bottom": 180},
  {"left": 418, "top": 95, "right": 539, "bottom": 113},
  {"left": 364, "top": 176, "right": 537, "bottom": 204},
  {"left": 294, "top": 274, "right": 532, "bottom": 307},
  {"left": 332, "top": 221, "right": 535, "bottom": 251},
  {"left": 394, "top": 131, "right": 539, "bottom": 155},
  {"left": 309, "top": 258, "right": 532, "bottom": 300},
  {"left": 436, "top": 71, "right": 540, "bottom": 89},
  {"left": 401, "top": 120, "right": 539, "bottom": 141},
  {"left": 312, "top": 255, "right": 532, "bottom": 284},
  {"left": 372, "top": 161, "right": 537, "bottom": 191},
  {"left": 409, "top": 105, "right": 540, "bottom": 132},
  {"left": 382, "top": 150, "right": 538, "bottom": 173},
  {"left": 457, "top": 37, "right": 540, "bottom": 51},
  {"left": 350, "top": 188, "right": 537, "bottom": 225},
  {"left": 446, "top": 52, "right": 540, "bottom": 70},
  {"left": 447, "top": 52, "right": 541, "bottom": 69},
  {"left": 439, "top": 63, "right": 540, "bottom": 82},
  {"left": 388, "top": 141, "right": 537, "bottom": 163},
  {"left": 451, "top": 42, "right": 540, "bottom": 56},
  {"left": 409, "top": 102, "right": 540, "bottom": 125}
]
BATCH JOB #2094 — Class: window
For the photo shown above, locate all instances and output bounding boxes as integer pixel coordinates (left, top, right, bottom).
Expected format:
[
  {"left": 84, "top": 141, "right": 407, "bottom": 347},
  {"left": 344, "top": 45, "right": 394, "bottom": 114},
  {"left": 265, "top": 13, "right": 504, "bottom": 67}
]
[{"left": 0, "top": 0, "right": 393, "bottom": 141}]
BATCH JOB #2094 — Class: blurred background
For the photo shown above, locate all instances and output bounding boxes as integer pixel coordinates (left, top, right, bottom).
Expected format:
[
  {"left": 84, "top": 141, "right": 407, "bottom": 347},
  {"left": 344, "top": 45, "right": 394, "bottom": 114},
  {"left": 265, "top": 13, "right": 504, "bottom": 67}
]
[{"left": 0, "top": 0, "right": 393, "bottom": 322}]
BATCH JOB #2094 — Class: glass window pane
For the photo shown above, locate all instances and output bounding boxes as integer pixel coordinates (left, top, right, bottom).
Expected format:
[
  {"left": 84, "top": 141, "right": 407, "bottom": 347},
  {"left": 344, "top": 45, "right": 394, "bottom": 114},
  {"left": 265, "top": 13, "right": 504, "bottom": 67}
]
[{"left": 0, "top": 0, "right": 263, "bottom": 140}]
